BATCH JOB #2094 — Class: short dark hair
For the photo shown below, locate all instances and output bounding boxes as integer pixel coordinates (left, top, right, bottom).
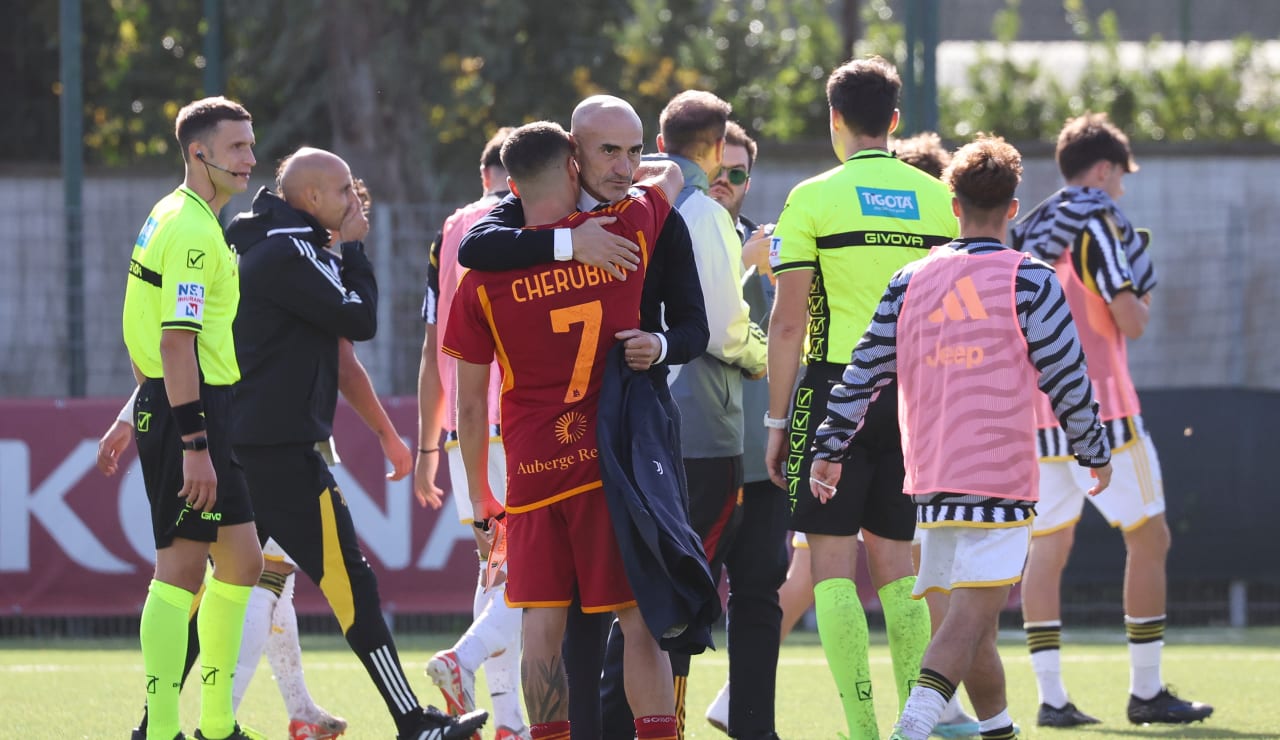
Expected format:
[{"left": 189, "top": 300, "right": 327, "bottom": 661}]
[
  {"left": 826, "top": 56, "right": 900, "bottom": 137},
  {"left": 174, "top": 96, "right": 251, "bottom": 161},
  {"left": 943, "top": 135, "right": 1022, "bottom": 212},
  {"left": 724, "top": 121, "right": 758, "bottom": 171},
  {"left": 500, "top": 121, "right": 573, "bottom": 184},
  {"left": 892, "top": 131, "right": 950, "bottom": 179},
  {"left": 659, "top": 90, "right": 732, "bottom": 159},
  {"left": 481, "top": 127, "right": 514, "bottom": 170},
  {"left": 1056, "top": 112, "right": 1138, "bottom": 180}
]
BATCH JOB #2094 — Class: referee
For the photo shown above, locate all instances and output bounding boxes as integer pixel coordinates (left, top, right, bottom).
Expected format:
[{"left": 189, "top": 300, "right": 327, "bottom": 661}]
[
  {"left": 121, "top": 96, "right": 263, "bottom": 740},
  {"left": 764, "top": 57, "right": 958, "bottom": 740}
]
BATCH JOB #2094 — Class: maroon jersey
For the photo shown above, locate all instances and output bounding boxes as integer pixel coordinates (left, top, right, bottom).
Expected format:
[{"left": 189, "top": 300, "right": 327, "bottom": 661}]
[{"left": 442, "top": 185, "right": 671, "bottom": 511}]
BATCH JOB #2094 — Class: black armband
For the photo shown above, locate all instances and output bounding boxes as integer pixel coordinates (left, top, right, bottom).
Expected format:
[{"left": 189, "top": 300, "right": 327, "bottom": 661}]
[{"left": 171, "top": 400, "right": 207, "bottom": 436}]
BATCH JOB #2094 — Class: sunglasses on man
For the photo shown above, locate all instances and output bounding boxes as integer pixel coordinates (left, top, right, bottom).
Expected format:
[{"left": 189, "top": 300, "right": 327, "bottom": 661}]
[{"left": 714, "top": 166, "right": 750, "bottom": 186}]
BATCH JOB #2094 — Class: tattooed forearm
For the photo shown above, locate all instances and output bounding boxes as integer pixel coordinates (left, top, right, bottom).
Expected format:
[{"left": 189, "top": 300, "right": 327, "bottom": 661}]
[{"left": 522, "top": 653, "right": 569, "bottom": 723}]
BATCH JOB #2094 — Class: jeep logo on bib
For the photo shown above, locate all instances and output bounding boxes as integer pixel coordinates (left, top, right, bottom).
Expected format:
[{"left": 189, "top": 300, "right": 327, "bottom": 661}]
[{"left": 856, "top": 187, "right": 920, "bottom": 220}]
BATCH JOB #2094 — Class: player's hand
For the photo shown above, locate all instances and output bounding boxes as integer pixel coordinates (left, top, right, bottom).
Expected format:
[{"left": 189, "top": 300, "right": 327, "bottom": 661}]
[
  {"left": 571, "top": 217, "right": 640, "bottom": 280},
  {"left": 1087, "top": 462, "right": 1114, "bottom": 496},
  {"left": 633, "top": 160, "right": 684, "bottom": 202},
  {"left": 338, "top": 199, "right": 370, "bottom": 243},
  {"left": 765, "top": 426, "right": 787, "bottom": 489},
  {"left": 741, "top": 225, "right": 775, "bottom": 283},
  {"left": 413, "top": 450, "right": 445, "bottom": 510},
  {"left": 472, "top": 494, "right": 505, "bottom": 526},
  {"left": 615, "top": 328, "right": 660, "bottom": 371},
  {"left": 382, "top": 433, "right": 413, "bottom": 481},
  {"left": 179, "top": 448, "right": 218, "bottom": 512},
  {"left": 810, "top": 458, "right": 842, "bottom": 503},
  {"left": 96, "top": 420, "right": 133, "bottom": 476}
]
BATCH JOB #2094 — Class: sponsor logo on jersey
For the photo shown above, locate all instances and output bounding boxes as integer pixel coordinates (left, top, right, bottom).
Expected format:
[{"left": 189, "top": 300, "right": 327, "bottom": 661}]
[
  {"left": 927, "top": 277, "right": 989, "bottom": 323},
  {"left": 856, "top": 187, "right": 921, "bottom": 220},
  {"left": 135, "top": 217, "right": 159, "bottom": 250},
  {"left": 768, "top": 236, "right": 783, "bottom": 267},
  {"left": 554, "top": 411, "right": 588, "bottom": 445},
  {"left": 924, "top": 343, "right": 986, "bottom": 369},
  {"left": 175, "top": 282, "right": 205, "bottom": 321}
]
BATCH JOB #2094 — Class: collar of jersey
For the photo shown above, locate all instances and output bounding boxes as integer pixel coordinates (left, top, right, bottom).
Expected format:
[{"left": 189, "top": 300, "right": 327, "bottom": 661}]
[
  {"left": 951, "top": 237, "right": 1010, "bottom": 254},
  {"left": 178, "top": 185, "right": 222, "bottom": 226},
  {"left": 845, "top": 149, "right": 894, "bottom": 163}
]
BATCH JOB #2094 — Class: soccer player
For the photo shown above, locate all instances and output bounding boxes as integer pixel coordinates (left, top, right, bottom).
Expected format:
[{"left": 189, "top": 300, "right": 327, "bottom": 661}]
[
  {"left": 225, "top": 147, "right": 487, "bottom": 740},
  {"left": 1012, "top": 112, "right": 1214, "bottom": 727},
  {"left": 764, "top": 57, "right": 955, "bottom": 739},
  {"left": 416, "top": 127, "right": 530, "bottom": 739},
  {"left": 456, "top": 94, "right": 709, "bottom": 740},
  {"left": 120, "top": 95, "right": 264, "bottom": 740},
  {"left": 803, "top": 135, "right": 1112, "bottom": 740},
  {"left": 442, "top": 121, "right": 680, "bottom": 740}
]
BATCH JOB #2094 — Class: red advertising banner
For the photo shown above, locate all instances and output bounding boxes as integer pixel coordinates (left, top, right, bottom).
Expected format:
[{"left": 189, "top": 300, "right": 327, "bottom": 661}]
[{"left": 0, "top": 397, "right": 482, "bottom": 617}]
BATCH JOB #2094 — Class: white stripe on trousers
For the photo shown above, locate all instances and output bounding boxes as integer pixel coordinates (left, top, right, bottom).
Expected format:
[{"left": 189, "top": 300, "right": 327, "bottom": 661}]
[{"left": 370, "top": 644, "right": 417, "bottom": 714}]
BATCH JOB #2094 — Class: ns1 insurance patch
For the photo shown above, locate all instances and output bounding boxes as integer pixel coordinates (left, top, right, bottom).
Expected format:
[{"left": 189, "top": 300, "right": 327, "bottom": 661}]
[{"left": 175, "top": 282, "right": 206, "bottom": 321}]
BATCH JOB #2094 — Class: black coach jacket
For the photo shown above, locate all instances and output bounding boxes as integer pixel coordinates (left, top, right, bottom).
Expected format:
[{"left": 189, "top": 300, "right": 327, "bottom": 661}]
[
  {"left": 225, "top": 187, "right": 377, "bottom": 446},
  {"left": 596, "top": 343, "right": 721, "bottom": 655}
]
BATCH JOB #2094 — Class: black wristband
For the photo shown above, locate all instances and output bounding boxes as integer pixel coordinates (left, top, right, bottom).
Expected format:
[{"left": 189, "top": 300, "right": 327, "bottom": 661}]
[
  {"left": 171, "top": 400, "right": 207, "bottom": 436},
  {"left": 473, "top": 510, "right": 506, "bottom": 531},
  {"left": 418, "top": 447, "right": 439, "bottom": 454}
]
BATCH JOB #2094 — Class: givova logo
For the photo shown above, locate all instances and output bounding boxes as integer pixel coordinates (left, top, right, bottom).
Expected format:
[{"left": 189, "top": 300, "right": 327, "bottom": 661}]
[
  {"left": 135, "top": 217, "right": 159, "bottom": 250},
  {"left": 856, "top": 187, "right": 920, "bottom": 220}
]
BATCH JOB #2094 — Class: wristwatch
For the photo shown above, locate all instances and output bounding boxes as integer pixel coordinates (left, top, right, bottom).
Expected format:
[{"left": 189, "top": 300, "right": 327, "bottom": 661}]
[
  {"left": 763, "top": 413, "right": 788, "bottom": 430},
  {"left": 181, "top": 436, "right": 210, "bottom": 452}
]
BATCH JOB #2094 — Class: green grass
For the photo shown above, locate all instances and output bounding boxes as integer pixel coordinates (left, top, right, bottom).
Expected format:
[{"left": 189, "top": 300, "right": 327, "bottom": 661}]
[{"left": 2, "top": 627, "right": 1277, "bottom": 739}]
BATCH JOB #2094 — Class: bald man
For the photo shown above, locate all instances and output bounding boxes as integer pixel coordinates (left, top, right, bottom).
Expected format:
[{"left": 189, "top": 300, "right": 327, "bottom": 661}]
[
  {"left": 458, "top": 96, "right": 711, "bottom": 740},
  {"left": 225, "top": 148, "right": 489, "bottom": 740}
]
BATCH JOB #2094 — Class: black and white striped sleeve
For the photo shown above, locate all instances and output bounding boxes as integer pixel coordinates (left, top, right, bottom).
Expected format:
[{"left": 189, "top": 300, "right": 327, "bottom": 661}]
[
  {"left": 421, "top": 227, "right": 443, "bottom": 324},
  {"left": 1017, "top": 261, "right": 1109, "bottom": 466},
  {"left": 1079, "top": 215, "right": 1136, "bottom": 303},
  {"left": 812, "top": 274, "right": 907, "bottom": 460}
]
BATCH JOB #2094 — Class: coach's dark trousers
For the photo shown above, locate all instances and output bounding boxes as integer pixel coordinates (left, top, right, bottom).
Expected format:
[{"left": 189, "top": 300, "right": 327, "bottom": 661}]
[{"left": 592, "top": 458, "right": 787, "bottom": 739}]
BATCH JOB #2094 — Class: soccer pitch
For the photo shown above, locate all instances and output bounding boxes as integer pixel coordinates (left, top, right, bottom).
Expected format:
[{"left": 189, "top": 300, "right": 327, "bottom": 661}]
[{"left": 2, "top": 627, "right": 1276, "bottom": 738}]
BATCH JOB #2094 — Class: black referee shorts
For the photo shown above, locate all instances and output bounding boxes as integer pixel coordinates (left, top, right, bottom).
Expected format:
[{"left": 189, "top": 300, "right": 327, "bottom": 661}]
[
  {"left": 134, "top": 379, "right": 254, "bottom": 549},
  {"left": 785, "top": 362, "right": 915, "bottom": 540}
]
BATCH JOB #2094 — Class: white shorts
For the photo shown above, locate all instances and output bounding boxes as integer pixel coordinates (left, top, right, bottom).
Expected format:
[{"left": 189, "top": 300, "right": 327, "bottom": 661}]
[
  {"left": 913, "top": 521, "right": 1032, "bottom": 596},
  {"left": 445, "top": 437, "right": 508, "bottom": 524},
  {"left": 1033, "top": 432, "right": 1164, "bottom": 535},
  {"left": 261, "top": 537, "right": 296, "bottom": 568}
]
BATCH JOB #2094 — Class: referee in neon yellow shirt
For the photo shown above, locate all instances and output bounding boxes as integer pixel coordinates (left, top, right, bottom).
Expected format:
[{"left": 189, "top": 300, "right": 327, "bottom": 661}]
[
  {"left": 121, "top": 96, "right": 263, "bottom": 740},
  {"left": 764, "top": 57, "right": 958, "bottom": 740}
]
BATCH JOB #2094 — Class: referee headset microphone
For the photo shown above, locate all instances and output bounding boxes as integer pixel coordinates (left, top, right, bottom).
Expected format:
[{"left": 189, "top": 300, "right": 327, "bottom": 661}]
[{"left": 196, "top": 149, "right": 241, "bottom": 176}]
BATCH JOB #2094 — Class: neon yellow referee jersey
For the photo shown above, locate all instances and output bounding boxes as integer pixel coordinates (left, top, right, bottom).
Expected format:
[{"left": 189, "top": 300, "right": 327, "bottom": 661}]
[
  {"left": 772, "top": 150, "right": 958, "bottom": 364},
  {"left": 122, "top": 186, "right": 241, "bottom": 386}
]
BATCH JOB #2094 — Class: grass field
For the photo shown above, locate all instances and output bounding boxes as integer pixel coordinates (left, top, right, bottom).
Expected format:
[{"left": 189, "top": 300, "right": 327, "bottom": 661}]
[{"left": 2, "top": 627, "right": 1276, "bottom": 739}]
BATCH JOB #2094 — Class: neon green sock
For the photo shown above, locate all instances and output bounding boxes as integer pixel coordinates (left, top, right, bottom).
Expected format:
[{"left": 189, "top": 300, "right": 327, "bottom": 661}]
[
  {"left": 879, "top": 575, "right": 931, "bottom": 712},
  {"left": 814, "top": 577, "right": 878, "bottom": 740},
  {"left": 141, "top": 579, "right": 195, "bottom": 740},
  {"left": 196, "top": 575, "right": 252, "bottom": 739}
]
